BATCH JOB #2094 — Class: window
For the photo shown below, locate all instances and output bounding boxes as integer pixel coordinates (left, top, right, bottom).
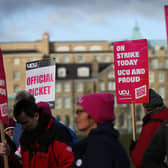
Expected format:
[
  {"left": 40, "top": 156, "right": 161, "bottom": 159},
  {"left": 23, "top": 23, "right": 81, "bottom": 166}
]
[
  {"left": 54, "top": 57, "right": 60, "bottom": 63},
  {"left": 57, "top": 46, "right": 69, "bottom": 52},
  {"left": 103, "top": 55, "right": 110, "bottom": 63},
  {"left": 165, "top": 59, "right": 168, "bottom": 68},
  {"left": 13, "top": 58, "right": 20, "bottom": 65},
  {"left": 64, "top": 82, "right": 71, "bottom": 92},
  {"left": 149, "top": 71, "right": 154, "bottom": 83},
  {"left": 63, "top": 55, "right": 70, "bottom": 63},
  {"left": 94, "top": 56, "right": 99, "bottom": 61},
  {"left": 56, "top": 83, "right": 62, "bottom": 93},
  {"left": 90, "top": 45, "right": 102, "bottom": 51},
  {"left": 158, "top": 72, "right": 164, "bottom": 83},
  {"left": 55, "top": 97, "right": 62, "bottom": 109},
  {"left": 74, "top": 46, "right": 86, "bottom": 51},
  {"left": 108, "top": 71, "right": 115, "bottom": 79},
  {"left": 165, "top": 49, "right": 168, "bottom": 55},
  {"left": 136, "top": 105, "right": 142, "bottom": 121},
  {"left": 14, "top": 85, "right": 20, "bottom": 93},
  {"left": 65, "top": 115, "right": 70, "bottom": 126},
  {"left": 119, "top": 113, "right": 125, "bottom": 128},
  {"left": 159, "top": 87, "right": 165, "bottom": 98},
  {"left": 77, "top": 82, "right": 84, "bottom": 92},
  {"left": 13, "top": 71, "right": 20, "bottom": 80},
  {"left": 151, "top": 59, "right": 158, "bottom": 69},
  {"left": 78, "top": 56, "right": 84, "bottom": 63},
  {"left": 100, "top": 81, "right": 105, "bottom": 91},
  {"left": 108, "top": 81, "right": 115, "bottom": 91},
  {"left": 77, "top": 67, "right": 90, "bottom": 77},
  {"left": 64, "top": 97, "right": 71, "bottom": 109},
  {"left": 57, "top": 67, "right": 66, "bottom": 78}
]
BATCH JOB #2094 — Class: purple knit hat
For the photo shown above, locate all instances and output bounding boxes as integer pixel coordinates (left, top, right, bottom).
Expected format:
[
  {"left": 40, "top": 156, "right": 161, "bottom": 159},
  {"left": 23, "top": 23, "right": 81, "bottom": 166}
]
[{"left": 77, "top": 93, "right": 115, "bottom": 124}]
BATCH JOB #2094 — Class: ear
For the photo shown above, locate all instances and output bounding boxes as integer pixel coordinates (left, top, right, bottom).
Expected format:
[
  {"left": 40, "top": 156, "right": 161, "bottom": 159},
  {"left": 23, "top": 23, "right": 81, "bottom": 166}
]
[{"left": 34, "top": 112, "right": 39, "bottom": 120}]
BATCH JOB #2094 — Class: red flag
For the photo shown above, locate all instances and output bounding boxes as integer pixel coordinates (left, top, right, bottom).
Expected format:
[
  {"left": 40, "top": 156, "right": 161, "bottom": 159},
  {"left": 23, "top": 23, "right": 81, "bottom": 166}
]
[
  {"left": 165, "top": 6, "right": 168, "bottom": 47},
  {"left": 0, "top": 50, "right": 8, "bottom": 122}
]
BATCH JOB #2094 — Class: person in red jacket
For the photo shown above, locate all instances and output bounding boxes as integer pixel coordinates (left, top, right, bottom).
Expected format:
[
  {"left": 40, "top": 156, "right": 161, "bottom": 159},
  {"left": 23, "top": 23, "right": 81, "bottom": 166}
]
[
  {"left": 13, "top": 99, "right": 74, "bottom": 168},
  {"left": 129, "top": 88, "right": 168, "bottom": 168}
]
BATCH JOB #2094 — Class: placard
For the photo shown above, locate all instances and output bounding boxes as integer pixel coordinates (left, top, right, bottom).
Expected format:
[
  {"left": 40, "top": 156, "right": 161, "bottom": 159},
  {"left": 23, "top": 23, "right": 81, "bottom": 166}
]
[
  {"left": 26, "top": 59, "right": 56, "bottom": 108},
  {"left": 114, "top": 39, "right": 149, "bottom": 104}
]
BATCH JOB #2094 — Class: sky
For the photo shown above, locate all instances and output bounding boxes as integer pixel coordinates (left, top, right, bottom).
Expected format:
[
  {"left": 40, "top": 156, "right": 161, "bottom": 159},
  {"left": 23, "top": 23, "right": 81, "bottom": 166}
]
[{"left": 0, "top": 0, "right": 168, "bottom": 42}]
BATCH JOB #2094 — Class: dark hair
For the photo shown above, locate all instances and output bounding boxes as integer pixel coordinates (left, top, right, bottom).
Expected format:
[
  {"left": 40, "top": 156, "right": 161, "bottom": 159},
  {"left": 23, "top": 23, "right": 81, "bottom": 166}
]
[
  {"left": 14, "top": 100, "right": 38, "bottom": 118},
  {"left": 15, "top": 90, "right": 35, "bottom": 104}
]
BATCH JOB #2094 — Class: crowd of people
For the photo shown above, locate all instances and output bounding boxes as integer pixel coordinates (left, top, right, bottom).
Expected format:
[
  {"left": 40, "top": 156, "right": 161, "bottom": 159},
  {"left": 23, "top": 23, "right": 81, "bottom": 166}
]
[{"left": 0, "top": 88, "right": 167, "bottom": 168}]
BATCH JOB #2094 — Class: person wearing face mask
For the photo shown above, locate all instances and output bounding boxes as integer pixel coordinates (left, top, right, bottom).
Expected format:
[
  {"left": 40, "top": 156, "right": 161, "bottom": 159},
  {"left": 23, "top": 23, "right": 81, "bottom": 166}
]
[{"left": 72, "top": 92, "right": 130, "bottom": 168}]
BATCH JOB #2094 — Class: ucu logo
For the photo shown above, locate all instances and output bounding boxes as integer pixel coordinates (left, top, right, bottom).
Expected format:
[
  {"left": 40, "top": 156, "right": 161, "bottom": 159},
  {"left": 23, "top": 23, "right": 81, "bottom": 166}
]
[{"left": 119, "top": 90, "right": 130, "bottom": 96}]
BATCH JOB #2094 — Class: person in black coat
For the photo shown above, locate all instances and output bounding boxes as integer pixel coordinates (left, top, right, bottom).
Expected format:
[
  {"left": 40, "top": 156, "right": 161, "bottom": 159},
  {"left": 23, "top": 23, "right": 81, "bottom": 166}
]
[
  {"left": 72, "top": 93, "right": 130, "bottom": 168},
  {"left": 142, "top": 120, "right": 168, "bottom": 168}
]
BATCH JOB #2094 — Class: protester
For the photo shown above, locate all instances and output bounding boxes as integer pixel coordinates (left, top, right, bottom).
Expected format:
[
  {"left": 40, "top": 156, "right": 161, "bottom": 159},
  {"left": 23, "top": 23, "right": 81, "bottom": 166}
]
[
  {"left": 129, "top": 88, "right": 168, "bottom": 168},
  {"left": 13, "top": 90, "right": 35, "bottom": 148},
  {"left": 13, "top": 90, "right": 78, "bottom": 148},
  {"left": 14, "top": 100, "right": 74, "bottom": 168},
  {"left": 4, "top": 118, "right": 16, "bottom": 140},
  {"left": 72, "top": 92, "right": 130, "bottom": 168},
  {"left": 141, "top": 120, "right": 168, "bottom": 167},
  {"left": 0, "top": 133, "right": 21, "bottom": 168}
]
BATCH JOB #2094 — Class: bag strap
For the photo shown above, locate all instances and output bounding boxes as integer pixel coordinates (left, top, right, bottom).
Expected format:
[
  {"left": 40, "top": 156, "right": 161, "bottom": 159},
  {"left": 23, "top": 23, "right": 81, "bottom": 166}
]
[{"left": 143, "top": 118, "right": 164, "bottom": 126}]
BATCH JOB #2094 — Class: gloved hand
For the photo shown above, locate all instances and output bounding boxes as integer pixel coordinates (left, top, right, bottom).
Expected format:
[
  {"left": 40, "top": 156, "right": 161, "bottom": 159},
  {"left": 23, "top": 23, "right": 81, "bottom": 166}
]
[{"left": 129, "top": 139, "right": 137, "bottom": 152}]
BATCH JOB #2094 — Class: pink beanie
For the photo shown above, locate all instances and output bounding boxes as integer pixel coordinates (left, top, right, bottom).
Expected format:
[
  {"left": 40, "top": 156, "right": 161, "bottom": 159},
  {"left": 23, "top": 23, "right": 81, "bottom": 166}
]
[
  {"left": 77, "top": 93, "right": 115, "bottom": 124},
  {"left": 37, "top": 102, "right": 52, "bottom": 116}
]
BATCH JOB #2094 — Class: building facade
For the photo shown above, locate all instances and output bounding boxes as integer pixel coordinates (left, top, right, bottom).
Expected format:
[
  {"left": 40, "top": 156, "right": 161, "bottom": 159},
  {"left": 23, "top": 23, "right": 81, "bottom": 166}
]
[{"left": 0, "top": 32, "right": 168, "bottom": 132}]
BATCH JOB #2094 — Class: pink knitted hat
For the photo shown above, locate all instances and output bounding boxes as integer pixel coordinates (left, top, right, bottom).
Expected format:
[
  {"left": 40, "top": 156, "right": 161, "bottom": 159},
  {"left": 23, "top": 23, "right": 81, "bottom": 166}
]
[{"left": 77, "top": 93, "right": 115, "bottom": 124}]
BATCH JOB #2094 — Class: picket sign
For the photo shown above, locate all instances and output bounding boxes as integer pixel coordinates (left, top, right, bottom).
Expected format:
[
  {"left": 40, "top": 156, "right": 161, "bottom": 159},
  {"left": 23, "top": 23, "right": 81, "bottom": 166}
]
[
  {"left": 0, "top": 50, "right": 9, "bottom": 168},
  {"left": 26, "top": 59, "right": 56, "bottom": 108},
  {"left": 114, "top": 39, "right": 149, "bottom": 140}
]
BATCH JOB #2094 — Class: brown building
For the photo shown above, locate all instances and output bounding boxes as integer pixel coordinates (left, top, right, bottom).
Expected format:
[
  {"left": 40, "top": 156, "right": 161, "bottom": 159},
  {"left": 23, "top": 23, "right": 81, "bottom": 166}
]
[{"left": 0, "top": 32, "right": 168, "bottom": 132}]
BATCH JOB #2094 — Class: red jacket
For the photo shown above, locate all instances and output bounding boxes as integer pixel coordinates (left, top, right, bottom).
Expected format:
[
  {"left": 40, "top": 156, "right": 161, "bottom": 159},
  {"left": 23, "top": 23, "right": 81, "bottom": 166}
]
[
  {"left": 130, "top": 106, "right": 168, "bottom": 168},
  {"left": 20, "top": 117, "right": 74, "bottom": 168}
]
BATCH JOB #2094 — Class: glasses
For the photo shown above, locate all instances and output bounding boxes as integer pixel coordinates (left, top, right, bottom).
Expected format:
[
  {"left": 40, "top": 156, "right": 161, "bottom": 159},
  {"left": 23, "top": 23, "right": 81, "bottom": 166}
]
[{"left": 76, "top": 109, "right": 86, "bottom": 115}]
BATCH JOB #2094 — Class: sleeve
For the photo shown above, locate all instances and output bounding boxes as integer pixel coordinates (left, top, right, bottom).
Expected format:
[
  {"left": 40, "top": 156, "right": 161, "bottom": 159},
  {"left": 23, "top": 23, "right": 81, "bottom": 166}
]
[
  {"left": 142, "top": 122, "right": 168, "bottom": 168},
  {"left": 85, "top": 136, "right": 130, "bottom": 168},
  {"left": 130, "top": 122, "right": 162, "bottom": 168},
  {"left": 52, "top": 140, "right": 74, "bottom": 168}
]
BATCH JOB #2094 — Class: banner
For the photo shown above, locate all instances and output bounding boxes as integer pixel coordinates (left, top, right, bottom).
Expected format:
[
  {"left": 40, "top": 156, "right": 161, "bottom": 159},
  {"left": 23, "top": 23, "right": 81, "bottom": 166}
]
[
  {"left": 165, "top": 5, "right": 168, "bottom": 47},
  {"left": 26, "top": 59, "right": 56, "bottom": 108},
  {"left": 114, "top": 39, "right": 149, "bottom": 104},
  {"left": 0, "top": 50, "right": 8, "bottom": 122}
]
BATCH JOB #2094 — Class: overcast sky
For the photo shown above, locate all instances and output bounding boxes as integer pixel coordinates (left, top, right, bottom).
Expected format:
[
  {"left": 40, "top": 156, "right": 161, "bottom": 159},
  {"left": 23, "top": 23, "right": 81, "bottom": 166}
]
[{"left": 0, "top": 0, "right": 167, "bottom": 42}]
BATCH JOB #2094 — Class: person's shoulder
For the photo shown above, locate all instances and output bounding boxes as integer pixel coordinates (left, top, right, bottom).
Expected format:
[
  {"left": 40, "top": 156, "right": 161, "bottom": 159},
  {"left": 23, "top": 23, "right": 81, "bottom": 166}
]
[{"left": 50, "top": 120, "right": 73, "bottom": 144}]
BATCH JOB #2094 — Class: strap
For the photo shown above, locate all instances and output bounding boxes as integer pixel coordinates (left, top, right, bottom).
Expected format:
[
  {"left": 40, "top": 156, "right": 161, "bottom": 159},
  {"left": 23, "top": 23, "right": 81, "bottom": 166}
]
[{"left": 143, "top": 118, "right": 164, "bottom": 126}]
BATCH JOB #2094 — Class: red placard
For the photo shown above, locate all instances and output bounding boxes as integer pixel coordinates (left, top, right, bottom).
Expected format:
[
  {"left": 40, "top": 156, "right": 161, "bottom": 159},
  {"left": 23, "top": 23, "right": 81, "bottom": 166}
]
[
  {"left": 114, "top": 39, "right": 149, "bottom": 104},
  {"left": 165, "top": 6, "right": 168, "bottom": 47},
  {"left": 0, "top": 50, "right": 8, "bottom": 122}
]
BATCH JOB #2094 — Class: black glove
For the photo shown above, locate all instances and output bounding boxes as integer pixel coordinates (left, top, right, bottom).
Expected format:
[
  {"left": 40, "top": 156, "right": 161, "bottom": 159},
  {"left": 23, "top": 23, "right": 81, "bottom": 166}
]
[{"left": 129, "top": 139, "right": 137, "bottom": 152}]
